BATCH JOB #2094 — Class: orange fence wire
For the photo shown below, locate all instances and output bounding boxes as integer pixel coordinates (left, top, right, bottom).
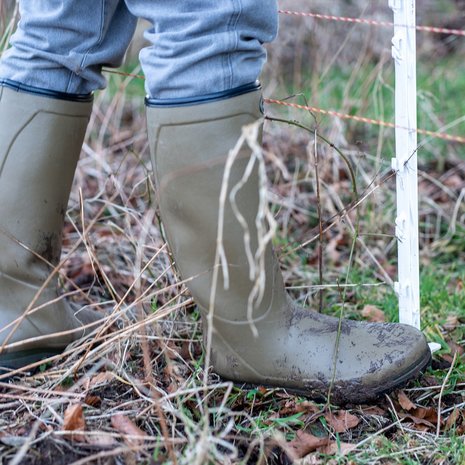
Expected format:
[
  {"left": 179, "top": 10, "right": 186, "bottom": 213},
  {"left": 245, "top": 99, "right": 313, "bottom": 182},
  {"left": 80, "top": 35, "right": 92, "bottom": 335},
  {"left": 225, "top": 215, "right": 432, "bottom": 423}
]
[
  {"left": 278, "top": 9, "right": 465, "bottom": 37},
  {"left": 103, "top": 69, "right": 465, "bottom": 145},
  {"left": 264, "top": 99, "right": 465, "bottom": 144}
]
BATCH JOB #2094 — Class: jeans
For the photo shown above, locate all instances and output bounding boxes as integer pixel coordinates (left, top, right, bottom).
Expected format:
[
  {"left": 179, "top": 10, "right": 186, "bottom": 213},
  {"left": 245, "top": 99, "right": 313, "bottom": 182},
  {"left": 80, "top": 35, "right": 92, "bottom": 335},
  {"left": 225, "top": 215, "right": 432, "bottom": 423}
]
[{"left": 0, "top": 0, "right": 278, "bottom": 100}]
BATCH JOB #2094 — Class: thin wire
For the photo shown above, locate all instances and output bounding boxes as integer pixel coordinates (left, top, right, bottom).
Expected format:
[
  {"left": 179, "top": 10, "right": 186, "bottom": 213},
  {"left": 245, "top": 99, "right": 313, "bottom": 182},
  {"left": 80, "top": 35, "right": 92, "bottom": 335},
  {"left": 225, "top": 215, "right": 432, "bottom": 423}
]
[
  {"left": 278, "top": 9, "right": 465, "bottom": 37},
  {"left": 101, "top": 69, "right": 465, "bottom": 145},
  {"left": 264, "top": 98, "right": 465, "bottom": 145}
]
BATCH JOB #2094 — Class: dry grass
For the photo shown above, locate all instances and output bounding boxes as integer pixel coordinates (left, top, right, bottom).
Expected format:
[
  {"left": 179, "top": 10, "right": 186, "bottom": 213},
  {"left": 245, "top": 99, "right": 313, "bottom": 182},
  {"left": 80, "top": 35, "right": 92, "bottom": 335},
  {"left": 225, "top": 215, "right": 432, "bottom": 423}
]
[{"left": 1, "top": 1, "right": 465, "bottom": 464}]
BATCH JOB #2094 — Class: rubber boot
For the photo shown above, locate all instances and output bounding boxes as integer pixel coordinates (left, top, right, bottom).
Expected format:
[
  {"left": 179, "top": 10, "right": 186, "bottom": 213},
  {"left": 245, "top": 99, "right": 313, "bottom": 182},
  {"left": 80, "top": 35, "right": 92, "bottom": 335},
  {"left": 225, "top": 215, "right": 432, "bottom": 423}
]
[
  {"left": 0, "top": 84, "right": 101, "bottom": 373},
  {"left": 146, "top": 88, "right": 431, "bottom": 405}
]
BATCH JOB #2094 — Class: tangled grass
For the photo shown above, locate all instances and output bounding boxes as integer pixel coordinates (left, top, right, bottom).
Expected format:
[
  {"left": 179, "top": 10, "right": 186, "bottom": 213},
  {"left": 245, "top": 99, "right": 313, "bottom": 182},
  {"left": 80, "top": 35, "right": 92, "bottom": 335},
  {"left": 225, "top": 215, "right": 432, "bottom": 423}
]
[{"left": 1, "top": 1, "right": 465, "bottom": 464}]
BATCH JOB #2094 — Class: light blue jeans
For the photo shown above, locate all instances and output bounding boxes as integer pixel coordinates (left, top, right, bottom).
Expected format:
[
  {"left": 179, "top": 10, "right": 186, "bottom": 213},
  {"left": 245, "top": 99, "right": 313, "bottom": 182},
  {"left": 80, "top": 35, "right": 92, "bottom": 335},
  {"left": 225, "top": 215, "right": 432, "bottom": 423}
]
[{"left": 0, "top": 0, "right": 278, "bottom": 100}]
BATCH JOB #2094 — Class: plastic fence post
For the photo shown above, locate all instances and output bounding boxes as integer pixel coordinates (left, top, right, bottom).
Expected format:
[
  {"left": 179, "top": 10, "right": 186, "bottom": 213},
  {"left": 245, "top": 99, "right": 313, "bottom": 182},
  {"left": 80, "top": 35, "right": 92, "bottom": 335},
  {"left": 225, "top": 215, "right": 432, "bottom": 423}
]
[{"left": 389, "top": 0, "right": 420, "bottom": 328}]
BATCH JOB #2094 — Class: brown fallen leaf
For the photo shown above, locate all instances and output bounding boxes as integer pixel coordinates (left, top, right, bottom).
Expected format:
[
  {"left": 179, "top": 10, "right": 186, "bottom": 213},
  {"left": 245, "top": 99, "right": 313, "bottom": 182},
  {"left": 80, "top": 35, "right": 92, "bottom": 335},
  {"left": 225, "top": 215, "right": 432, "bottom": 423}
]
[
  {"left": 446, "top": 339, "right": 464, "bottom": 356},
  {"left": 89, "top": 371, "right": 114, "bottom": 388},
  {"left": 443, "top": 315, "right": 459, "bottom": 331},
  {"left": 83, "top": 395, "right": 102, "bottom": 408},
  {"left": 63, "top": 403, "right": 86, "bottom": 442},
  {"left": 456, "top": 279, "right": 463, "bottom": 293},
  {"left": 111, "top": 414, "right": 145, "bottom": 447},
  {"left": 324, "top": 411, "right": 360, "bottom": 433},
  {"left": 443, "top": 173, "right": 464, "bottom": 191},
  {"left": 361, "top": 305, "right": 386, "bottom": 323},
  {"left": 258, "top": 386, "right": 268, "bottom": 395},
  {"left": 287, "top": 431, "right": 329, "bottom": 459},
  {"left": 279, "top": 400, "right": 321, "bottom": 417},
  {"left": 360, "top": 406, "right": 387, "bottom": 416},
  {"left": 397, "top": 390, "right": 416, "bottom": 411},
  {"left": 445, "top": 408, "right": 460, "bottom": 431},
  {"left": 441, "top": 354, "right": 455, "bottom": 365},
  {"left": 422, "top": 375, "right": 440, "bottom": 387},
  {"left": 457, "top": 411, "right": 465, "bottom": 435},
  {"left": 399, "top": 406, "right": 439, "bottom": 431},
  {"left": 413, "top": 406, "right": 439, "bottom": 423},
  {"left": 319, "top": 441, "right": 357, "bottom": 456}
]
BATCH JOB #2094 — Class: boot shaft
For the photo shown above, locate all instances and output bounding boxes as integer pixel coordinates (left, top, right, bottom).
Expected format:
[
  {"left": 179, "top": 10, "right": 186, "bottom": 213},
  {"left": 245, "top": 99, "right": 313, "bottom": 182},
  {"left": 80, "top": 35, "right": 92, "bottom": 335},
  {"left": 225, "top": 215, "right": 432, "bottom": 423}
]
[
  {"left": 146, "top": 90, "right": 286, "bottom": 325},
  {"left": 0, "top": 86, "right": 92, "bottom": 281},
  {"left": 0, "top": 85, "right": 99, "bottom": 356}
]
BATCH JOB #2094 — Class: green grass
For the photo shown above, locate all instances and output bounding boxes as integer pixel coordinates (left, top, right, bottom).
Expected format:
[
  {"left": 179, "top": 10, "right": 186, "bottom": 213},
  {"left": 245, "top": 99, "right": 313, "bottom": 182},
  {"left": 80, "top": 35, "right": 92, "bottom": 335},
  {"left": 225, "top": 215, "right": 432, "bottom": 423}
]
[
  {"left": 1, "top": 7, "right": 465, "bottom": 465},
  {"left": 86, "top": 46, "right": 465, "bottom": 465},
  {"left": 271, "top": 53, "right": 465, "bottom": 165}
]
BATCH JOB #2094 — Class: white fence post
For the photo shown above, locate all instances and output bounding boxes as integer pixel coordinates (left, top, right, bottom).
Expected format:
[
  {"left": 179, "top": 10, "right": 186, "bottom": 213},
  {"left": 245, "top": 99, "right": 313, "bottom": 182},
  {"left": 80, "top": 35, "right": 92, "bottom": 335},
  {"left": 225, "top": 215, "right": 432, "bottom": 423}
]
[{"left": 389, "top": 0, "right": 421, "bottom": 328}]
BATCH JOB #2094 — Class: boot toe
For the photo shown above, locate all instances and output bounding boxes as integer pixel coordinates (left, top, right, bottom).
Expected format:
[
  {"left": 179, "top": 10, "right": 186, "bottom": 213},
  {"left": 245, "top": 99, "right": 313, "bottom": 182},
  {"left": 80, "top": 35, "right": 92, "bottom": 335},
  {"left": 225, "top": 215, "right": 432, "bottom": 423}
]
[{"left": 335, "top": 322, "right": 432, "bottom": 404}]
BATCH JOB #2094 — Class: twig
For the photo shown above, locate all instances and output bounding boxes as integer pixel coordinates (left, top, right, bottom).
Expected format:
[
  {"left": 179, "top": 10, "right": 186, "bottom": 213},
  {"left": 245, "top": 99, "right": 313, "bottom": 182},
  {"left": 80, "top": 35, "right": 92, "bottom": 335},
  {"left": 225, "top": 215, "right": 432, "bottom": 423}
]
[
  {"left": 313, "top": 129, "right": 324, "bottom": 312},
  {"left": 385, "top": 394, "right": 405, "bottom": 434},
  {"left": 436, "top": 352, "right": 457, "bottom": 437}
]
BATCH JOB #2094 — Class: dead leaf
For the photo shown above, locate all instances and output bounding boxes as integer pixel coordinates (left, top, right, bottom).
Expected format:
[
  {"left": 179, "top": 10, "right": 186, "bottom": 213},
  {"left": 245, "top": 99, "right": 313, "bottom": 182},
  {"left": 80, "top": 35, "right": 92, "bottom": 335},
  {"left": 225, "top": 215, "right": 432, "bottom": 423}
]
[
  {"left": 63, "top": 403, "right": 86, "bottom": 442},
  {"left": 180, "top": 340, "right": 192, "bottom": 360},
  {"left": 279, "top": 400, "right": 321, "bottom": 417},
  {"left": 446, "top": 340, "right": 464, "bottom": 356},
  {"left": 84, "top": 395, "right": 102, "bottom": 408},
  {"left": 319, "top": 441, "right": 357, "bottom": 456},
  {"left": 89, "top": 371, "right": 114, "bottom": 388},
  {"left": 456, "top": 279, "right": 463, "bottom": 293},
  {"left": 457, "top": 411, "right": 465, "bottom": 435},
  {"left": 422, "top": 375, "right": 440, "bottom": 387},
  {"left": 361, "top": 305, "right": 386, "bottom": 322},
  {"left": 397, "top": 390, "right": 416, "bottom": 411},
  {"left": 443, "top": 173, "right": 464, "bottom": 190},
  {"left": 399, "top": 406, "right": 439, "bottom": 430},
  {"left": 111, "top": 414, "right": 145, "bottom": 447},
  {"left": 445, "top": 408, "right": 460, "bottom": 431},
  {"left": 414, "top": 406, "right": 439, "bottom": 423},
  {"left": 441, "top": 354, "right": 455, "bottom": 365},
  {"left": 287, "top": 431, "right": 329, "bottom": 459},
  {"left": 258, "top": 386, "right": 268, "bottom": 395},
  {"left": 360, "top": 406, "right": 387, "bottom": 416},
  {"left": 324, "top": 411, "right": 360, "bottom": 433},
  {"left": 443, "top": 315, "right": 459, "bottom": 331}
]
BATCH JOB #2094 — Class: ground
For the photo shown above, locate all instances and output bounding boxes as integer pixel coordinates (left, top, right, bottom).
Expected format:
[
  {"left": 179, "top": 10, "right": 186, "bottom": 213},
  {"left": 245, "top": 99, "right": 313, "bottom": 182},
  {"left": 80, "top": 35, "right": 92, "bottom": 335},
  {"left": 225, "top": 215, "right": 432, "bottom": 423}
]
[{"left": 1, "top": 1, "right": 465, "bottom": 464}]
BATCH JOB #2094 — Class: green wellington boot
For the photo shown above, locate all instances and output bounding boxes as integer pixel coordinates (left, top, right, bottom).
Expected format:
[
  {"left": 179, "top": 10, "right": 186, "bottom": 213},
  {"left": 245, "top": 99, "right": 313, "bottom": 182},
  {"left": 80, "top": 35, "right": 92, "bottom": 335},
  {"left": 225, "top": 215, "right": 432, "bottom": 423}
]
[
  {"left": 0, "top": 85, "right": 101, "bottom": 373},
  {"left": 146, "top": 88, "right": 431, "bottom": 405}
]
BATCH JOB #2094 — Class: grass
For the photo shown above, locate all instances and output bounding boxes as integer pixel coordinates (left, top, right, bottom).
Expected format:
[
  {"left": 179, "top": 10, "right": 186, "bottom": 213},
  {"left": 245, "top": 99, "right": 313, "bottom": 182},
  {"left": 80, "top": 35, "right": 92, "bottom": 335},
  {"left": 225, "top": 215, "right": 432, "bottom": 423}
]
[
  {"left": 268, "top": 53, "right": 465, "bottom": 166},
  {"left": 1, "top": 1, "right": 465, "bottom": 464}
]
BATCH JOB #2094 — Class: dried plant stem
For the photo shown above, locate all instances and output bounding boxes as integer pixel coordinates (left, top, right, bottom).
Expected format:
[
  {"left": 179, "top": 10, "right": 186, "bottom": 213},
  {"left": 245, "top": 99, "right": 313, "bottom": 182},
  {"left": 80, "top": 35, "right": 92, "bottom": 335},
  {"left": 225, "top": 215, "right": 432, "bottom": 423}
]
[
  {"left": 313, "top": 129, "right": 325, "bottom": 313},
  {"left": 436, "top": 352, "right": 457, "bottom": 437}
]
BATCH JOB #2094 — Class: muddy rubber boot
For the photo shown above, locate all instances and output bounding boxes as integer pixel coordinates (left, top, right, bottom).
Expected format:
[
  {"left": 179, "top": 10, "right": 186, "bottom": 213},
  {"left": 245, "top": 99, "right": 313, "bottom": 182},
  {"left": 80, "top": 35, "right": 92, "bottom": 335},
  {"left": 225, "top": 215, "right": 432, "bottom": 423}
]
[
  {"left": 146, "top": 87, "right": 431, "bottom": 405},
  {"left": 0, "top": 83, "right": 101, "bottom": 374}
]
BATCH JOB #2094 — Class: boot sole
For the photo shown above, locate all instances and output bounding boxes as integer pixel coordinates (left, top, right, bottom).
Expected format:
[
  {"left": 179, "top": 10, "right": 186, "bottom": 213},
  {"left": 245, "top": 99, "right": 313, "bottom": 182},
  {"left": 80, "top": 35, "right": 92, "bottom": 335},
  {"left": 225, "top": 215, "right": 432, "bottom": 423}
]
[
  {"left": 232, "top": 346, "right": 432, "bottom": 406},
  {"left": 290, "top": 346, "right": 432, "bottom": 405},
  {"left": 0, "top": 348, "right": 63, "bottom": 376},
  {"left": 371, "top": 347, "right": 432, "bottom": 399}
]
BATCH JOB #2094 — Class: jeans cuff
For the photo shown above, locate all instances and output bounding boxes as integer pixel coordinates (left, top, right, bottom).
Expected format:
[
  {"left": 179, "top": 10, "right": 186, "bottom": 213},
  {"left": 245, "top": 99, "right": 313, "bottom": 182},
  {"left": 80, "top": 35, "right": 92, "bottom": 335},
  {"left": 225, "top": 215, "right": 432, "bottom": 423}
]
[
  {"left": 145, "top": 81, "right": 261, "bottom": 108},
  {"left": 0, "top": 78, "right": 93, "bottom": 102}
]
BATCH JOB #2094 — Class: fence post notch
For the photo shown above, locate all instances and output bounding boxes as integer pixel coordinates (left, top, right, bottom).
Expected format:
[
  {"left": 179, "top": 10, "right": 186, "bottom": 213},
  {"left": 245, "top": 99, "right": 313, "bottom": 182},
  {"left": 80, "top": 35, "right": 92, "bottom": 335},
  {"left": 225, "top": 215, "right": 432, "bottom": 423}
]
[{"left": 389, "top": 0, "right": 421, "bottom": 328}]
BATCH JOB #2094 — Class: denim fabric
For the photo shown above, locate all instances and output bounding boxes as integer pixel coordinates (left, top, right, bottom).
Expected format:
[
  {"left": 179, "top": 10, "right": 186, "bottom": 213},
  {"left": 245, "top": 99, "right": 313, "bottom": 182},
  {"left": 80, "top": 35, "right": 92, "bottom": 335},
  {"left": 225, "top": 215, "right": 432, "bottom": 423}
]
[{"left": 0, "top": 0, "right": 278, "bottom": 99}]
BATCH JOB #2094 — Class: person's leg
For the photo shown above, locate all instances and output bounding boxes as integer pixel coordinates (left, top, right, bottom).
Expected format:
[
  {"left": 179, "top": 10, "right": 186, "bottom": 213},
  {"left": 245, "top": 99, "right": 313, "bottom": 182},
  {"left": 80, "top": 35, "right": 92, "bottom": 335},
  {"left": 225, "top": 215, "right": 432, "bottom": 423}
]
[
  {"left": 0, "top": 0, "right": 137, "bottom": 374},
  {"left": 125, "top": 0, "right": 277, "bottom": 100},
  {"left": 135, "top": 1, "right": 431, "bottom": 403},
  {"left": 0, "top": 0, "right": 137, "bottom": 94}
]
